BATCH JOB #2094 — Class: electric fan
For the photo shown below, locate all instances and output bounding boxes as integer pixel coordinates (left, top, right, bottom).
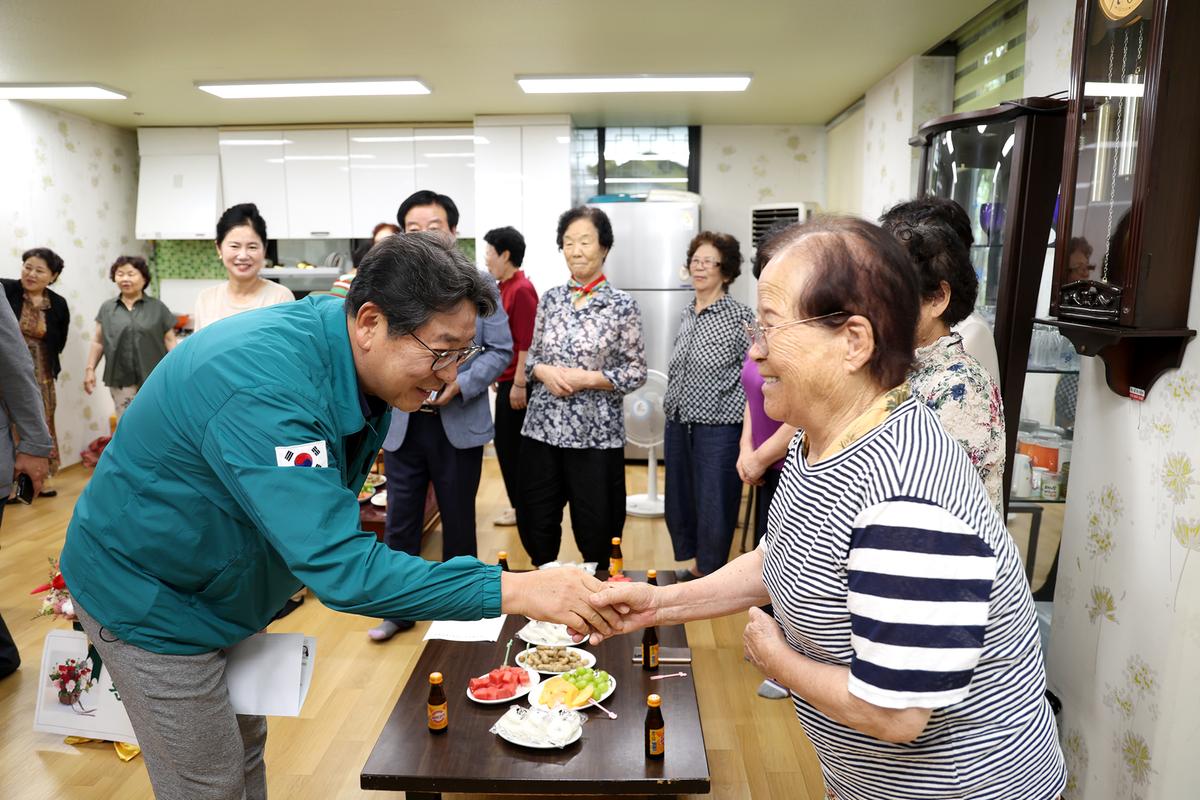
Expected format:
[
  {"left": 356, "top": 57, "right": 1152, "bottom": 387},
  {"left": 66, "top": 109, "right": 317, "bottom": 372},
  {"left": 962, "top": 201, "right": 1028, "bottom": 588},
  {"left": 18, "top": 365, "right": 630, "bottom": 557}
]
[{"left": 623, "top": 369, "right": 667, "bottom": 517}]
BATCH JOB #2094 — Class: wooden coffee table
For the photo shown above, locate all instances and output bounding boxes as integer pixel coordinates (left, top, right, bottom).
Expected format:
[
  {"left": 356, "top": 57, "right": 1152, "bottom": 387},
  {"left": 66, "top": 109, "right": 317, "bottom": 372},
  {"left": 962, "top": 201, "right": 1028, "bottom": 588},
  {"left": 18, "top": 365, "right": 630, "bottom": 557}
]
[{"left": 361, "top": 571, "right": 710, "bottom": 797}]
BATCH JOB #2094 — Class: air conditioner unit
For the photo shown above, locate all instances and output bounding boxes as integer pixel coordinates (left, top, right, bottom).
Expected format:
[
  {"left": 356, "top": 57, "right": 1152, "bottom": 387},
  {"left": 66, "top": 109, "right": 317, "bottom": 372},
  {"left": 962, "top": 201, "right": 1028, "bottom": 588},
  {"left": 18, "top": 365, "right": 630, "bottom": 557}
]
[{"left": 750, "top": 202, "right": 820, "bottom": 253}]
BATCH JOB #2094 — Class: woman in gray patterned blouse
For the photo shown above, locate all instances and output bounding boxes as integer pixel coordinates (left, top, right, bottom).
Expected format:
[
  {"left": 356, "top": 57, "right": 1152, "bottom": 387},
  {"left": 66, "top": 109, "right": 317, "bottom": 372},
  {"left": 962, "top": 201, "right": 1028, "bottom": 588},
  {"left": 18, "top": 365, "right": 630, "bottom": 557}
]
[
  {"left": 664, "top": 232, "right": 756, "bottom": 581},
  {"left": 518, "top": 206, "right": 647, "bottom": 566}
]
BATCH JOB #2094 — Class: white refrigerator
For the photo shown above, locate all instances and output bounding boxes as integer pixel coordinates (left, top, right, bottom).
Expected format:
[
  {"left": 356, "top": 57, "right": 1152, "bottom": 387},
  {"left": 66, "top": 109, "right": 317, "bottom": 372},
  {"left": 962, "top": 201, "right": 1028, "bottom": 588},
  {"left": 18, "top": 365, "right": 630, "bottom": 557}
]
[
  {"left": 589, "top": 200, "right": 699, "bottom": 459},
  {"left": 590, "top": 201, "right": 699, "bottom": 375}
]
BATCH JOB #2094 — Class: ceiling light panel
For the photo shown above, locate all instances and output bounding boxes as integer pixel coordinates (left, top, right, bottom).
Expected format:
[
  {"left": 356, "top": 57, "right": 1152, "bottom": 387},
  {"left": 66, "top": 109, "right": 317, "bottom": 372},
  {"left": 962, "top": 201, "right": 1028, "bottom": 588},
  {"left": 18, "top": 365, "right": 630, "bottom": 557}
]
[
  {"left": 516, "top": 75, "right": 751, "bottom": 94},
  {"left": 0, "top": 84, "right": 128, "bottom": 100},
  {"left": 196, "top": 79, "right": 430, "bottom": 99}
]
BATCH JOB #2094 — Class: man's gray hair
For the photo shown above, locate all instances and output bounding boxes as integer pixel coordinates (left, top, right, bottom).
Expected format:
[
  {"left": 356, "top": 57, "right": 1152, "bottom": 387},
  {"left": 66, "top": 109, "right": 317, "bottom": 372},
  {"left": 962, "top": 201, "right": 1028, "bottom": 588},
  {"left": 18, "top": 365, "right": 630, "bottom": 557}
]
[{"left": 345, "top": 231, "right": 497, "bottom": 335}]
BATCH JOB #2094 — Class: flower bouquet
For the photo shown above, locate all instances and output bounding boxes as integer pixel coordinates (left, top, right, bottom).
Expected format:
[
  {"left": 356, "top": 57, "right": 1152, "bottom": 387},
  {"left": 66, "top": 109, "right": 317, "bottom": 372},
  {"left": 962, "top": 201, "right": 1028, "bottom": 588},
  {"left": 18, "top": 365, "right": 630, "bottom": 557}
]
[{"left": 30, "top": 558, "right": 75, "bottom": 621}]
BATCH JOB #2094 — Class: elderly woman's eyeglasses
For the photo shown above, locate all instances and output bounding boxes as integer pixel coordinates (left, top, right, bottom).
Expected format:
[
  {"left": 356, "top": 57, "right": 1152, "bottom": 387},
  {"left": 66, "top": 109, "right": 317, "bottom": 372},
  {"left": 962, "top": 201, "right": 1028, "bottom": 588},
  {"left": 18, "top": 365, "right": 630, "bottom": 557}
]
[
  {"left": 688, "top": 257, "right": 720, "bottom": 271},
  {"left": 743, "top": 311, "right": 849, "bottom": 353},
  {"left": 408, "top": 332, "right": 483, "bottom": 371}
]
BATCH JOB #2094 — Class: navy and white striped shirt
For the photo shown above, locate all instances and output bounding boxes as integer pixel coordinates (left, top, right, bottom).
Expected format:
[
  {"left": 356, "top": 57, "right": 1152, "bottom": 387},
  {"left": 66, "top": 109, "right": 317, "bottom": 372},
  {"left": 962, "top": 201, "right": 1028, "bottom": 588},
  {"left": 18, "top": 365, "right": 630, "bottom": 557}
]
[{"left": 761, "top": 397, "right": 1065, "bottom": 800}]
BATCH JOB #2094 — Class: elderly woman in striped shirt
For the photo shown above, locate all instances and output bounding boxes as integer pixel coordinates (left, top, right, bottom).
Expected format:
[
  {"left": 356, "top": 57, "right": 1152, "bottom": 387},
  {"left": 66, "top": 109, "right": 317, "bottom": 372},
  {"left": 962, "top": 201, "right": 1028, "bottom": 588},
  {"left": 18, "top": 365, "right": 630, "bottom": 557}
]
[{"left": 591, "top": 217, "right": 1064, "bottom": 800}]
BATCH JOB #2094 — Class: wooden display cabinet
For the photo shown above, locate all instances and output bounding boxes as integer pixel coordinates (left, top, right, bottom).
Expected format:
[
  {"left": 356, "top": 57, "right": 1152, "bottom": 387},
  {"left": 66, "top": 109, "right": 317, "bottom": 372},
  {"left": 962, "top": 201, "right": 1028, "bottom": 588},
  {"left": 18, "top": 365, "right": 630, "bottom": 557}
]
[{"left": 911, "top": 98, "right": 1068, "bottom": 503}]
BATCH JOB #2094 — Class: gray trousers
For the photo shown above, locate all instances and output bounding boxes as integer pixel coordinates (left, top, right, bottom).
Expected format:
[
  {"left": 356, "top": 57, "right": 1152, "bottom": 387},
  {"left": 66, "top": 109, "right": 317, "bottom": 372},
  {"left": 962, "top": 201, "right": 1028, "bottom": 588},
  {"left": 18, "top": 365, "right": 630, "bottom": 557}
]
[{"left": 75, "top": 604, "right": 268, "bottom": 800}]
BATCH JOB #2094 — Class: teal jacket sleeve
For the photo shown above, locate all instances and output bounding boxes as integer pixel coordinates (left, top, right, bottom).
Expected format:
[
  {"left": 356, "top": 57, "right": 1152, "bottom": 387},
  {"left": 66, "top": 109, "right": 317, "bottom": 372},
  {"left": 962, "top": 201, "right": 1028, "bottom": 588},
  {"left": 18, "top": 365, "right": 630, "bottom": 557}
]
[{"left": 200, "top": 386, "right": 503, "bottom": 620}]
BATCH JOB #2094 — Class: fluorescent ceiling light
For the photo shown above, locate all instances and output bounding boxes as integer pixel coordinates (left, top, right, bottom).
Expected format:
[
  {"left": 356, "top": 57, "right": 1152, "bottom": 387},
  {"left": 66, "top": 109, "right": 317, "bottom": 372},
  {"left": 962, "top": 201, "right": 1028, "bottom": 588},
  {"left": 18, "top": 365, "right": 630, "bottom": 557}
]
[
  {"left": 219, "top": 138, "right": 293, "bottom": 146},
  {"left": 1084, "top": 81, "right": 1144, "bottom": 98},
  {"left": 421, "top": 152, "right": 475, "bottom": 158},
  {"left": 196, "top": 78, "right": 430, "bottom": 99},
  {"left": 351, "top": 134, "right": 487, "bottom": 143},
  {"left": 517, "top": 74, "right": 751, "bottom": 94},
  {"left": 0, "top": 83, "right": 127, "bottom": 100}
]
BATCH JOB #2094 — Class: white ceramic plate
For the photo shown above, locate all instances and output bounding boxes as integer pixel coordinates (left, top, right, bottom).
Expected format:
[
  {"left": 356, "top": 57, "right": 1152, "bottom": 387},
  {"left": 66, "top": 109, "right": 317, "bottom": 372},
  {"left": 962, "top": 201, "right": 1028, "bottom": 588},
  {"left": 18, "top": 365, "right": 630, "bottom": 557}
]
[
  {"left": 363, "top": 473, "right": 386, "bottom": 489},
  {"left": 369, "top": 490, "right": 387, "bottom": 507},
  {"left": 495, "top": 723, "right": 583, "bottom": 749},
  {"left": 466, "top": 667, "right": 541, "bottom": 705},
  {"left": 514, "top": 646, "right": 596, "bottom": 675},
  {"left": 491, "top": 707, "right": 584, "bottom": 749},
  {"left": 529, "top": 674, "right": 616, "bottom": 711},
  {"left": 516, "top": 619, "right": 581, "bottom": 647}
]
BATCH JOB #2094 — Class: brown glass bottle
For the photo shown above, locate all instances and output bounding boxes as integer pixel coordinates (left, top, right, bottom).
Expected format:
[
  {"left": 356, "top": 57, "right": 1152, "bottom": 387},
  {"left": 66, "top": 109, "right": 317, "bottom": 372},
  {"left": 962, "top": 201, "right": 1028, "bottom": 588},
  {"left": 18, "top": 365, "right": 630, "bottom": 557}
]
[
  {"left": 645, "top": 693, "right": 665, "bottom": 759},
  {"left": 609, "top": 537, "right": 624, "bottom": 575},
  {"left": 642, "top": 570, "right": 660, "bottom": 671},
  {"left": 427, "top": 672, "right": 448, "bottom": 734},
  {"left": 497, "top": 551, "right": 510, "bottom": 572}
]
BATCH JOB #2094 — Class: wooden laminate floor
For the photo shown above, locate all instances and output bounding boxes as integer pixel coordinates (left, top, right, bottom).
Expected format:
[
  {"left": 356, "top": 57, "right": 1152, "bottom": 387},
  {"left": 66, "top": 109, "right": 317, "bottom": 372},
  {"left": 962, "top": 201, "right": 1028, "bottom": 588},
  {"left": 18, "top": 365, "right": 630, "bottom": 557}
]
[{"left": 0, "top": 459, "right": 825, "bottom": 800}]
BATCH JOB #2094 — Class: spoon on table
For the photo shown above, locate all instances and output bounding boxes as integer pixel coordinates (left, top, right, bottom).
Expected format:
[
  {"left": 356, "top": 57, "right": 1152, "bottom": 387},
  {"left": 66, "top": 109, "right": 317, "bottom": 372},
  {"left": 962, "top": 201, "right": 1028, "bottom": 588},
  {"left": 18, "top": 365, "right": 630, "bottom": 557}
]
[{"left": 587, "top": 699, "right": 617, "bottom": 719}]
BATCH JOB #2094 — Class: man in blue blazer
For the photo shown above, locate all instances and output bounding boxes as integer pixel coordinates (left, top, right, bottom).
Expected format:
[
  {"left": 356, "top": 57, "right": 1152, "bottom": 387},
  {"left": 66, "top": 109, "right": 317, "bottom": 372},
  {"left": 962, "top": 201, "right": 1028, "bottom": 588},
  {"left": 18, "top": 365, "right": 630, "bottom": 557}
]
[{"left": 370, "top": 191, "right": 513, "bottom": 641}]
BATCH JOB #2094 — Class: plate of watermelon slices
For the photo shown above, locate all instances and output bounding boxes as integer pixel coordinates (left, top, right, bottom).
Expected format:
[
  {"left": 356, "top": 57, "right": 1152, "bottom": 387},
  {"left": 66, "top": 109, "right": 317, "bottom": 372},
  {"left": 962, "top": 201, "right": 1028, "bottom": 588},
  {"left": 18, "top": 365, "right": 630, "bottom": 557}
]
[{"left": 466, "top": 665, "right": 541, "bottom": 705}]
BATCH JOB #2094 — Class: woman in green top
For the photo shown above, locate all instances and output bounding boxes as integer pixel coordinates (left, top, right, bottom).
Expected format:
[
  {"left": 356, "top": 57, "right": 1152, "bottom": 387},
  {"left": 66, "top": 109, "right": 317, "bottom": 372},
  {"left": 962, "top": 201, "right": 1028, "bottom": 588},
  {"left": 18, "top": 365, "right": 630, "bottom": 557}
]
[{"left": 83, "top": 256, "right": 178, "bottom": 419}]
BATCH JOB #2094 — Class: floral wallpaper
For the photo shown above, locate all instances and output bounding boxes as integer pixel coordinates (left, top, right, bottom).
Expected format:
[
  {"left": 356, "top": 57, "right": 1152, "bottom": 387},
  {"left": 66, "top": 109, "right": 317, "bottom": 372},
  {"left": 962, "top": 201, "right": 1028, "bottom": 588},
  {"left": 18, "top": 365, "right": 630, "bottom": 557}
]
[
  {"left": 1024, "top": 1, "right": 1200, "bottom": 796},
  {"left": 1024, "top": 0, "right": 1078, "bottom": 97},
  {"left": 697, "top": 124, "right": 825, "bottom": 308},
  {"left": 860, "top": 56, "right": 954, "bottom": 221},
  {"left": 0, "top": 100, "right": 145, "bottom": 467}
]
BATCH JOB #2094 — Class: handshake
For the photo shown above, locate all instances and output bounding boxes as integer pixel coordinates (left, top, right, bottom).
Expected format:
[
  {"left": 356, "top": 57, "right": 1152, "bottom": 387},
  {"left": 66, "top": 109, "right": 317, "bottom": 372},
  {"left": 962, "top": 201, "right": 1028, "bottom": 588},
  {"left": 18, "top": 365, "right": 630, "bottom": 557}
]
[{"left": 499, "top": 567, "right": 660, "bottom": 645}]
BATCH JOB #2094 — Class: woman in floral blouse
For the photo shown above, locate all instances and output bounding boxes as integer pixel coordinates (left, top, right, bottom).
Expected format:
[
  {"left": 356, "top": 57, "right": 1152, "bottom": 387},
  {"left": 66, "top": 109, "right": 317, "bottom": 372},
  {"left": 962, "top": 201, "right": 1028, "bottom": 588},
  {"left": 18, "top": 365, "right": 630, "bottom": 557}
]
[
  {"left": 881, "top": 198, "right": 1005, "bottom": 512},
  {"left": 664, "top": 231, "right": 756, "bottom": 581},
  {"left": 518, "top": 206, "right": 647, "bottom": 566},
  {"left": 3, "top": 247, "right": 70, "bottom": 497}
]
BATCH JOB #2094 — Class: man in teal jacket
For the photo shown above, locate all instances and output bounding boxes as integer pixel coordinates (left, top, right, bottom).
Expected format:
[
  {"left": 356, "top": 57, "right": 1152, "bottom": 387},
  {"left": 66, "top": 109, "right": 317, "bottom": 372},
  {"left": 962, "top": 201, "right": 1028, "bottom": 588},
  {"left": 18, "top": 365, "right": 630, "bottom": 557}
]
[{"left": 61, "top": 233, "right": 619, "bottom": 800}]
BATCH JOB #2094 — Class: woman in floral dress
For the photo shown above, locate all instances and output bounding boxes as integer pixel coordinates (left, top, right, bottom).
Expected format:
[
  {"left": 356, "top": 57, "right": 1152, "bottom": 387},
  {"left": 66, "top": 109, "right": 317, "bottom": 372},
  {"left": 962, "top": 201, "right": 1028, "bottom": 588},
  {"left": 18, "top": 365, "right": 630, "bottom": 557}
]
[
  {"left": 881, "top": 199, "right": 1005, "bottom": 513},
  {"left": 3, "top": 247, "right": 70, "bottom": 495}
]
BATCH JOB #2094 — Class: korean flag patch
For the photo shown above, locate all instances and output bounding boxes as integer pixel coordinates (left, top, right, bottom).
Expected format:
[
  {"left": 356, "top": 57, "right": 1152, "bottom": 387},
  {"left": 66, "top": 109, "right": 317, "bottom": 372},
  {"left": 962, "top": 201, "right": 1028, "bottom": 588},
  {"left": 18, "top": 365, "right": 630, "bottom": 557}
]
[{"left": 275, "top": 440, "right": 329, "bottom": 468}]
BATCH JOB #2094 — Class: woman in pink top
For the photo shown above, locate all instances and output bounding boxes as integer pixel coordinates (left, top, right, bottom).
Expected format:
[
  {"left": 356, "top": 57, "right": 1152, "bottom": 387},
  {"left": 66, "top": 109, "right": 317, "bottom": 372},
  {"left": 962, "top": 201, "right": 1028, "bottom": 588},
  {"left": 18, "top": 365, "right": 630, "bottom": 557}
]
[
  {"left": 193, "top": 203, "right": 294, "bottom": 331},
  {"left": 737, "top": 248, "right": 799, "bottom": 547}
]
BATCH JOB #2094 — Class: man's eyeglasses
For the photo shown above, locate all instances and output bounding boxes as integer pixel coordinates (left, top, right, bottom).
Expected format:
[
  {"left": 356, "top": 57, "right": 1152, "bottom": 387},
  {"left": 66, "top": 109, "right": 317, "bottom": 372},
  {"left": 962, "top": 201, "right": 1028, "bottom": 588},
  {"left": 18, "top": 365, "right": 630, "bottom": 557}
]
[
  {"left": 409, "top": 332, "right": 483, "bottom": 371},
  {"left": 743, "top": 311, "right": 849, "bottom": 354}
]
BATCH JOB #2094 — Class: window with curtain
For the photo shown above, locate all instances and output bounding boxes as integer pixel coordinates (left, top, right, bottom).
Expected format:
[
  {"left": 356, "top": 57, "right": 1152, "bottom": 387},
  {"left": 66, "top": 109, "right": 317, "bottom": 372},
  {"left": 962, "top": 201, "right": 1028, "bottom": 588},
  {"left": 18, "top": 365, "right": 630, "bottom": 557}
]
[
  {"left": 570, "top": 126, "right": 699, "bottom": 203},
  {"left": 953, "top": 0, "right": 1027, "bottom": 112}
]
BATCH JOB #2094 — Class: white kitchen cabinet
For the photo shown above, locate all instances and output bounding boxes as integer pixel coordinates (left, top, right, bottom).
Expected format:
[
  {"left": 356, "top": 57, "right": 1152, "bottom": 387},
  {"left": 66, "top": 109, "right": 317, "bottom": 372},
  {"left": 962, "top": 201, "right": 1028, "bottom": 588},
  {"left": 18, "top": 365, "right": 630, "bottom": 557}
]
[
  {"left": 219, "top": 130, "right": 289, "bottom": 238},
  {"left": 347, "top": 127, "right": 416, "bottom": 237},
  {"left": 135, "top": 155, "right": 222, "bottom": 240},
  {"left": 415, "top": 127, "right": 476, "bottom": 237},
  {"left": 520, "top": 124, "right": 571, "bottom": 290},
  {"left": 135, "top": 128, "right": 222, "bottom": 240},
  {"left": 473, "top": 116, "right": 570, "bottom": 292},
  {"left": 138, "top": 127, "right": 220, "bottom": 157},
  {"left": 283, "top": 129, "right": 352, "bottom": 239}
]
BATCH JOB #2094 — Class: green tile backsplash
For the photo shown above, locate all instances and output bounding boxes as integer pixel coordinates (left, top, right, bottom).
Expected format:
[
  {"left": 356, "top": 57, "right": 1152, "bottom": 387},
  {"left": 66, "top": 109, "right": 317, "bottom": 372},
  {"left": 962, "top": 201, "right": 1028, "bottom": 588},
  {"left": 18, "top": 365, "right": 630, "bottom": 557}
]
[{"left": 153, "top": 240, "right": 225, "bottom": 280}]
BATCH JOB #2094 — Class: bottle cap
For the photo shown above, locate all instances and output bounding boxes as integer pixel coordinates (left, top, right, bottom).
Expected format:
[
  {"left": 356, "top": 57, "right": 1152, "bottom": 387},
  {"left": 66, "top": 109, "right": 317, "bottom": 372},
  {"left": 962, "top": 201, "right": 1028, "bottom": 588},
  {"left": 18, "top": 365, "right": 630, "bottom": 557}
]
[
  {"left": 647, "top": 569, "right": 657, "bottom": 579},
  {"left": 612, "top": 537, "right": 622, "bottom": 545},
  {"left": 647, "top": 693, "right": 661, "bottom": 707},
  {"left": 429, "top": 672, "right": 443, "bottom": 684},
  {"left": 498, "top": 551, "right": 508, "bottom": 559}
]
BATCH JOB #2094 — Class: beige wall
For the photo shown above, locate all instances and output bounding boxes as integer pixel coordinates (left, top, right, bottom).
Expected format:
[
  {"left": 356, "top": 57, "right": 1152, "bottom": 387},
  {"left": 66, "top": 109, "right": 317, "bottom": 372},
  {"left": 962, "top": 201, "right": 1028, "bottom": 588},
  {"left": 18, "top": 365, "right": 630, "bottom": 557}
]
[
  {"left": 824, "top": 105, "right": 864, "bottom": 216},
  {"left": 0, "top": 101, "right": 145, "bottom": 468},
  {"left": 860, "top": 55, "right": 955, "bottom": 220},
  {"left": 698, "top": 124, "right": 826, "bottom": 309}
]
